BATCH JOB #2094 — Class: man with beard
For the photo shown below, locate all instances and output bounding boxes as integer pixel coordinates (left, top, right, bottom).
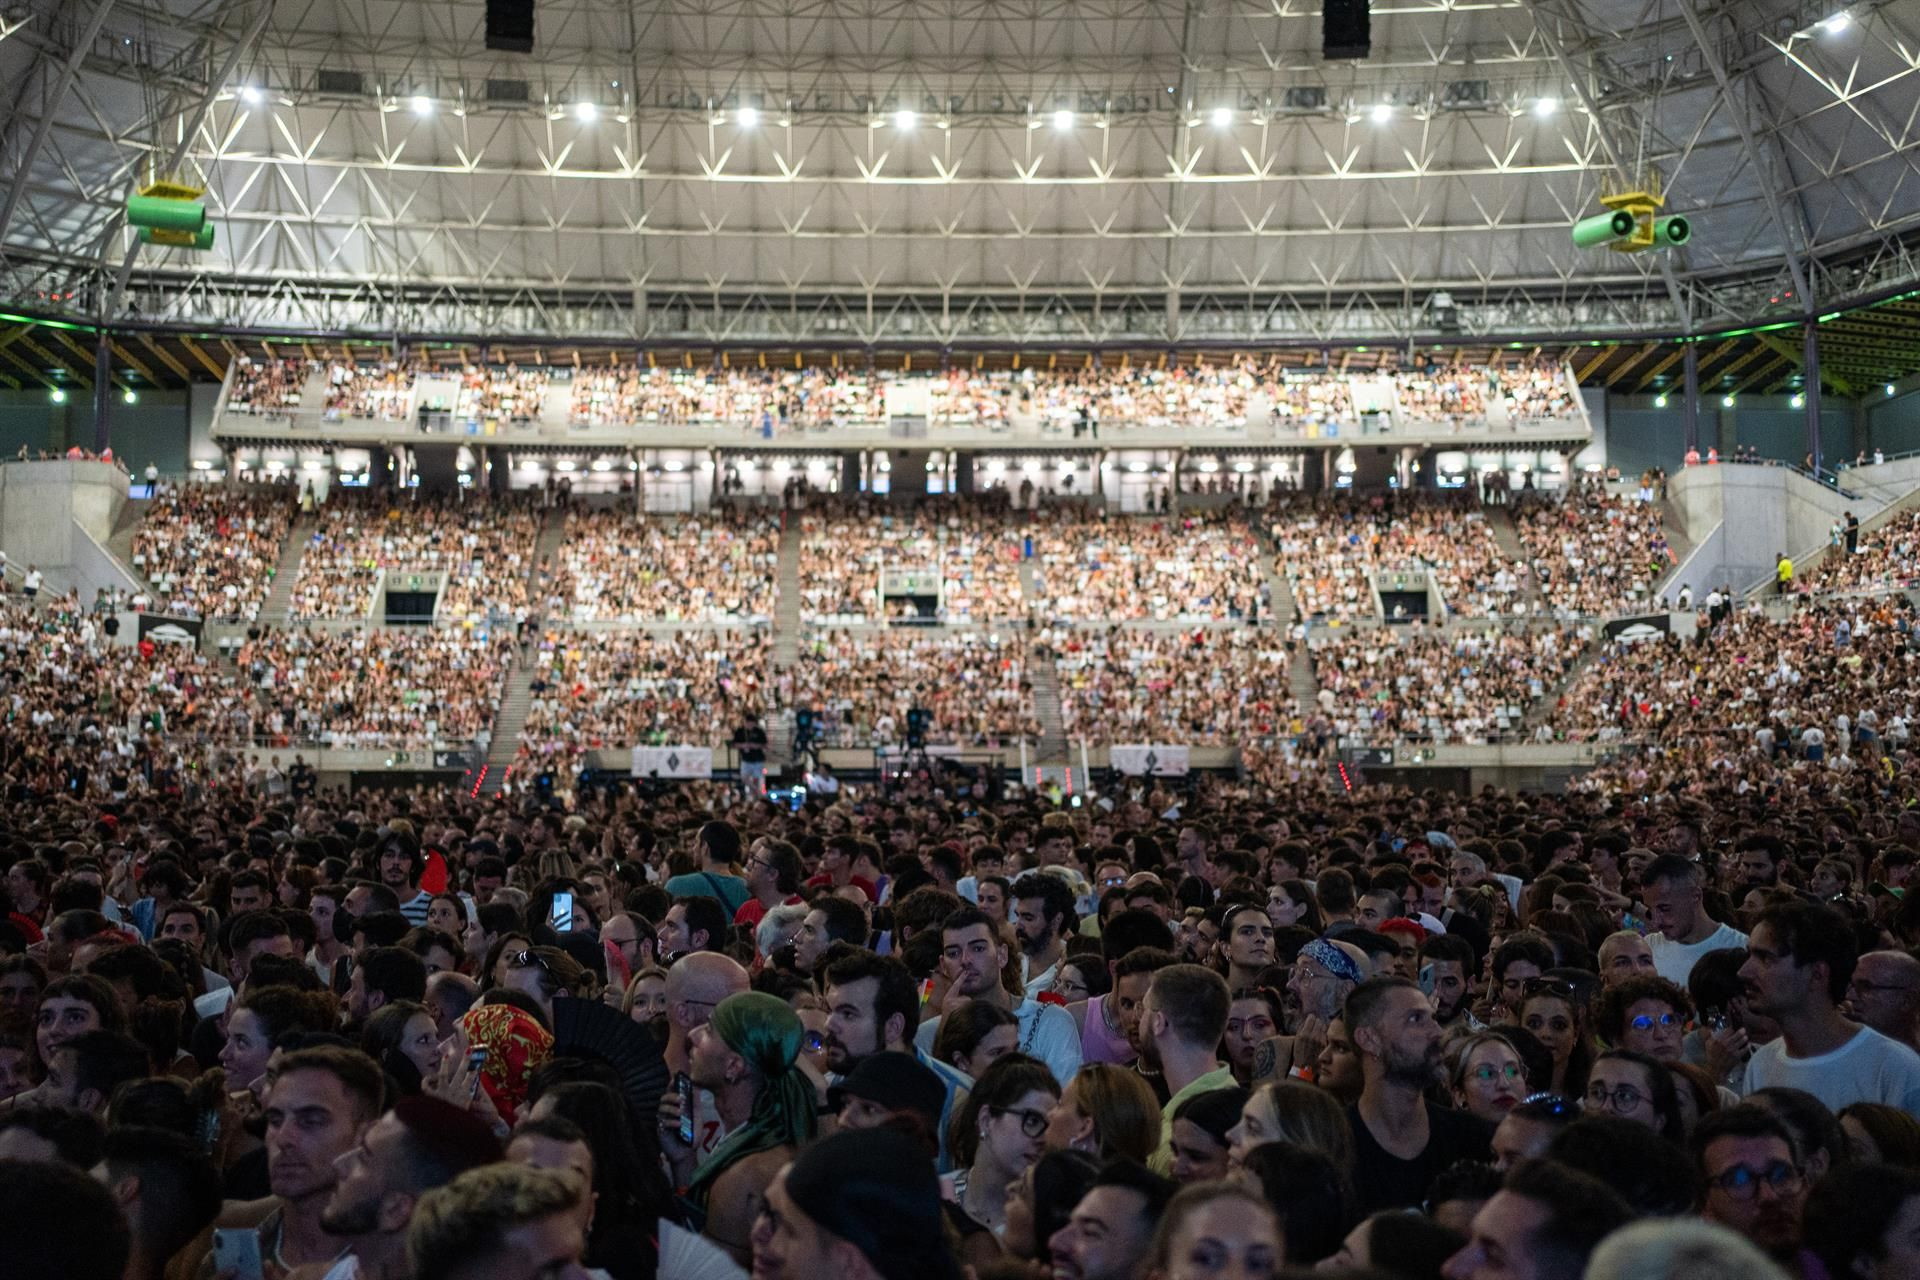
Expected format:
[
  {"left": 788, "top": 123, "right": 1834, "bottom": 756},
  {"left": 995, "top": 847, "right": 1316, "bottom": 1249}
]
[
  {"left": 311, "top": 1097, "right": 504, "bottom": 1280},
  {"left": 821, "top": 949, "right": 969, "bottom": 1169},
  {"left": 1010, "top": 872, "right": 1075, "bottom": 997},
  {"left": 1420, "top": 934, "right": 1480, "bottom": 1031},
  {"left": 913, "top": 906, "right": 1081, "bottom": 1086},
  {"left": 1346, "top": 976, "right": 1492, "bottom": 1213},
  {"left": 1255, "top": 937, "right": 1365, "bottom": 1084},
  {"left": 1693, "top": 1105, "right": 1809, "bottom": 1265},
  {"left": 1138, "top": 963, "right": 1233, "bottom": 1174}
]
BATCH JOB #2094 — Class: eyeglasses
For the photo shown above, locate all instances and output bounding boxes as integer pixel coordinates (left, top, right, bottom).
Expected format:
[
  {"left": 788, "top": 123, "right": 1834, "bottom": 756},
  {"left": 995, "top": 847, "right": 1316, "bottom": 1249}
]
[
  {"left": 994, "top": 1106, "right": 1051, "bottom": 1139},
  {"left": 1629, "top": 1012, "right": 1680, "bottom": 1030},
  {"left": 1522, "top": 977, "right": 1580, "bottom": 1000},
  {"left": 802, "top": 1030, "right": 824, "bottom": 1053},
  {"left": 1709, "top": 1162, "right": 1803, "bottom": 1201},
  {"left": 1521, "top": 1092, "right": 1576, "bottom": 1118},
  {"left": 1469, "top": 1063, "right": 1524, "bottom": 1084},
  {"left": 1585, "top": 1083, "right": 1648, "bottom": 1111}
]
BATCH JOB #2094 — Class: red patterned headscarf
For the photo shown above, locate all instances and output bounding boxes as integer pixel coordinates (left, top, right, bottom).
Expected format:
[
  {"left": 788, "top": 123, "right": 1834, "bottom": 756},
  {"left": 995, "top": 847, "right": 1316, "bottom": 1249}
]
[{"left": 458, "top": 1003, "right": 553, "bottom": 1124}]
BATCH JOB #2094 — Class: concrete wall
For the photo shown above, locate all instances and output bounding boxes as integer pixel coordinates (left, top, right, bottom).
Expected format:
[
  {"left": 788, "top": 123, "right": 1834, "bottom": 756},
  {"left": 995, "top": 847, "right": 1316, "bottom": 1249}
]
[
  {"left": 0, "top": 390, "right": 195, "bottom": 475},
  {"left": 0, "top": 460, "right": 129, "bottom": 583},
  {"left": 1604, "top": 393, "right": 1864, "bottom": 473},
  {"left": 1668, "top": 461, "right": 1907, "bottom": 595}
]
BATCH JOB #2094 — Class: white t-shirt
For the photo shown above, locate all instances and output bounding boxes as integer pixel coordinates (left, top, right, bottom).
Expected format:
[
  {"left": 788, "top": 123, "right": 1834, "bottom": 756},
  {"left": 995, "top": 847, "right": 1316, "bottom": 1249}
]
[
  {"left": 1740, "top": 1025, "right": 1920, "bottom": 1113},
  {"left": 1648, "top": 921, "right": 1749, "bottom": 986}
]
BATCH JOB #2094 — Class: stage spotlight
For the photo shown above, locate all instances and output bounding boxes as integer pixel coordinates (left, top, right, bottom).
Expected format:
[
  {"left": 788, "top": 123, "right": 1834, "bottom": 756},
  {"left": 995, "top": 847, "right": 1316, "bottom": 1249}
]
[
  {"left": 894, "top": 108, "right": 916, "bottom": 130},
  {"left": 1053, "top": 109, "right": 1074, "bottom": 130},
  {"left": 1533, "top": 97, "right": 1557, "bottom": 117},
  {"left": 736, "top": 106, "right": 758, "bottom": 127},
  {"left": 1370, "top": 102, "right": 1392, "bottom": 123},
  {"left": 411, "top": 95, "right": 433, "bottom": 116},
  {"left": 573, "top": 101, "right": 598, "bottom": 122},
  {"left": 1210, "top": 106, "right": 1233, "bottom": 127},
  {"left": 240, "top": 85, "right": 263, "bottom": 105}
]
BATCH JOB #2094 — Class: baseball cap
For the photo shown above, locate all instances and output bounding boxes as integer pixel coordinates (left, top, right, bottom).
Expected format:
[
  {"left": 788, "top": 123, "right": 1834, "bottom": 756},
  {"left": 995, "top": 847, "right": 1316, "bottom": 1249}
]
[
  {"left": 826, "top": 1052, "right": 945, "bottom": 1131},
  {"left": 784, "top": 1127, "right": 961, "bottom": 1280}
]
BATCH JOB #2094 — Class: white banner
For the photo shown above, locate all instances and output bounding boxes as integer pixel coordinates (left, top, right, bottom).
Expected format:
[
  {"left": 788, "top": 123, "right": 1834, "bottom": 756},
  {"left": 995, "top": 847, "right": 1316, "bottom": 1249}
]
[
  {"left": 1110, "top": 745, "right": 1191, "bottom": 776},
  {"left": 630, "top": 746, "right": 714, "bottom": 779}
]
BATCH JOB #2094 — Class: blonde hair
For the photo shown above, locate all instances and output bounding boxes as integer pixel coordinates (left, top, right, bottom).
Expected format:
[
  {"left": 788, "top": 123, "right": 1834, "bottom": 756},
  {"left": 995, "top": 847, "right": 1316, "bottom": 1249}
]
[
  {"left": 1068, "top": 1063, "right": 1163, "bottom": 1165},
  {"left": 407, "top": 1165, "right": 583, "bottom": 1280},
  {"left": 1250, "top": 1079, "right": 1355, "bottom": 1174},
  {"left": 1585, "top": 1219, "right": 1791, "bottom": 1280},
  {"left": 619, "top": 966, "right": 669, "bottom": 1016}
]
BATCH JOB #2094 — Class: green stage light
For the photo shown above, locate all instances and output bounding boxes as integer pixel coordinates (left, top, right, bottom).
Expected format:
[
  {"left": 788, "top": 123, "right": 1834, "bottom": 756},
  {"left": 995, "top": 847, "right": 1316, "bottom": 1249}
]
[
  {"left": 1571, "top": 210, "right": 1634, "bottom": 248},
  {"left": 126, "top": 195, "right": 206, "bottom": 232},
  {"left": 1653, "top": 215, "right": 1690, "bottom": 247}
]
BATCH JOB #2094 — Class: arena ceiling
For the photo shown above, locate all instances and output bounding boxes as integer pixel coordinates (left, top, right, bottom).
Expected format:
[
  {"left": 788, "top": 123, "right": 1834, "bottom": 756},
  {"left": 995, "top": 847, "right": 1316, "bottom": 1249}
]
[{"left": 0, "top": 0, "right": 1916, "bottom": 349}]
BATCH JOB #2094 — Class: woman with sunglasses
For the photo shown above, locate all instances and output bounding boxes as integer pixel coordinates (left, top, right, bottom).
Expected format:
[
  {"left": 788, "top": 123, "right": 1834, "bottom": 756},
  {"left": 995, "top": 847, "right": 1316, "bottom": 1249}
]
[
  {"left": 944, "top": 1052, "right": 1059, "bottom": 1238},
  {"left": 1450, "top": 1031, "right": 1529, "bottom": 1125},
  {"left": 1520, "top": 977, "right": 1596, "bottom": 1097},
  {"left": 1595, "top": 974, "right": 1691, "bottom": 1061}
]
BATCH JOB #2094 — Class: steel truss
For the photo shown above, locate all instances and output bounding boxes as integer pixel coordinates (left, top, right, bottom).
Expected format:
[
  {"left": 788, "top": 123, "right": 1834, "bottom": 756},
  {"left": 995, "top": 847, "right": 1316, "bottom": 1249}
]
[{"left": 0, "top": 0, "right": 1914, "bottom": 347}]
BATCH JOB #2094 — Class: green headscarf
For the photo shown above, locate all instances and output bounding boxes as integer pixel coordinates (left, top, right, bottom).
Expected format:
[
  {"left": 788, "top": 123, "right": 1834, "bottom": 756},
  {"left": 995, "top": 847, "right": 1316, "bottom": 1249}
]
[{"left": 683, "top": 992, "right": 818, "bottom": 1211}]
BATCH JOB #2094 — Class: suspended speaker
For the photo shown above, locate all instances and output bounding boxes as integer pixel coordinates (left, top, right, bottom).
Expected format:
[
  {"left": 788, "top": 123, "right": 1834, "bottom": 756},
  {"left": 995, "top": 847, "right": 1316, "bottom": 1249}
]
[
  {"left": 486, "top": 0, "right": 535, "bottom": 53},
  {"left": 1323, "top": 0, "right": 1371, "bottom": 60}
]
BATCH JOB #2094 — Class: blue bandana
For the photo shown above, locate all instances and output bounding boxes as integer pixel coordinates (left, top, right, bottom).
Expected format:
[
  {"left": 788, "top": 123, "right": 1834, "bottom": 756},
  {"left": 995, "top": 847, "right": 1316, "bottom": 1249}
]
[{"left": 1300, "top": 939, "right": 1364, "bottom": 983}]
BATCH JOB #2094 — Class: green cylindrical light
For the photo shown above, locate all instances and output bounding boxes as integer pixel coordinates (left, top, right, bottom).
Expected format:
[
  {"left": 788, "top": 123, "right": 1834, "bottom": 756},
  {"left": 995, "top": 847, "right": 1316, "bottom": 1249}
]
[
  {"left": 1653, "top": 215, "right": 1690, "bottom": 247},
  {"left": 126, "top": 195, "right": 207, "bottom": 232},
  {"left": 139, "top": 224, "right": 216, "bottom": 249},
  {"left": 1571, "top": 209, "right": 1635, "bottom": 248}
]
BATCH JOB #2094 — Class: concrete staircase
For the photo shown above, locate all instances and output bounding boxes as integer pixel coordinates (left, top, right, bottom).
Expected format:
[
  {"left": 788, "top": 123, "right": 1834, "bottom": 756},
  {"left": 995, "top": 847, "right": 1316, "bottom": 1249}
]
[
  {"left": 1289, "top": 641, "right": 1320, "bottom": 717},
  {"left": 773, "top": 517, "right": 802, "bottom": 667},
  {"left": 1523, "top": 634, "right": 1602, "bottom": 734},
  {"left": 532, "top": 504, "right": 570, "bottom": 620},
  {"left": 479, "top": 661, "right": 534, "bottom": 794},
  {"left": 1653, "top": 499, "right": 1696, "bottom": 599},
  {"left": 1029, "top": 656, "right": 1068, "bottom": 763},
  {"left": 108, "top": 497, "right": 148, "bottom": 571},
  {"left": 1484, "top": 505, "right": 1547, "bottom": 613},
  {"left": 258, "top": 514, "right": 314, "bottom": 625}
]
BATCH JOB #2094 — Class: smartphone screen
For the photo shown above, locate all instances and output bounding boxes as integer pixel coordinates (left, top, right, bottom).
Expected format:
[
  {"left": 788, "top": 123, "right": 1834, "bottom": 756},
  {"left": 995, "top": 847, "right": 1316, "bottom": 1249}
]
[
  {"left": 675, "top": 1071, "right": 696, "bottom": 1146},
  {"left": 549, "top": 892, "right": 574, "bottom": 933},
  {"left": 212, "top": 1228, "right": 265, "bottom": 1280}
]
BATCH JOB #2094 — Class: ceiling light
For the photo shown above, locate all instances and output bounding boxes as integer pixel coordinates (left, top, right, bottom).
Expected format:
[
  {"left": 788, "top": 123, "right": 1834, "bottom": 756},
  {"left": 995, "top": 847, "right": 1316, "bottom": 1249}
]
[
  {"left": 1791, "top": 393, "right": 1805, "bottom": 409},
  {"left": 573, "top": 101, "right": 598, "bottom": 123},
  {"left": 1210, "top": 106, "right": 1233, "bottom": 127},
  {"left": 122, "top": 388, "right": 137, "bottom": 405},
  {"left": 50, "top": 387, "right": 67, "bottom": 404},
  {"left": 240, "top": 85, "right": 263, "bottom": 105},
  {"left": 1888, "top": 384, "right": 1899, "bottom": 396},
  {"left": 1533, "top": 97, "right": 1558, "bottom": 118},
  {"left": 1722, "top": 394, "right": 1736, "bottom": 408},
  {"left": 411, "top": 95, "right": 433, "bottom": 116},
  {"left": 1053, "top": 109, "right": 1074, "bottom": 130},
  {"left": 1820, "top": 12, "right": 1852, "bottom": 34},
  {"left": 1370, "top": 102, "right": 1393, "bottom": 124},
  {"left": 736, "top": 105, "right": 758, "bottom": 127},
  {"left": 894, "top": 108, "right": 916, "bottom": 130},
  {"left": 1653, "top": 393, "right": 1669, "bottom": 408}
]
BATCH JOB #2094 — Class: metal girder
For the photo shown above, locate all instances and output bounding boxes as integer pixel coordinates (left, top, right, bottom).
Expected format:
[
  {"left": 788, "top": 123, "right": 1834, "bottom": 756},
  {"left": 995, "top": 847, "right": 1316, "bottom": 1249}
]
[
  {"left": 1673, "top": 0, "right": 1813, "bottom": 310},
  {"left": 0, "top": 0, "right": 119, "bottom": 259},
  {"left": 1573, "top": 347, "right": 1614, "bottom": 383},
  {"left": 109, "top": 340, "right": 161, "bottom": 386},
  {"left": 135, "top": 331, "right": 193, "bottom": 381},
  {"left": 1732, "top": 353, "right": 1791, "bottom": 396},
  {"left": 0, "top": 344, "right": 51, "bottom": 388},
  {"left": 47, "top": 327, "right": 124, "bottom": 390},
  {"left": 1631, "top": 347, "right": 1688, "bottom": 394},
  {"left": 15, "top": 329, "right": 90, "bottom": 386},
  {"left": 178, "top": 336, "right": 225, "bottom": 377}
]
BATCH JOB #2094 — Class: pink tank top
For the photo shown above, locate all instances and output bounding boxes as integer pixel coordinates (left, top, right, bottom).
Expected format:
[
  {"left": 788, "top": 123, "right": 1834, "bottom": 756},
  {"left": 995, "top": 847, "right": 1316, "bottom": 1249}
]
[{"left": 1080, "top": 994, "right": 1136, "bottom": 1066}]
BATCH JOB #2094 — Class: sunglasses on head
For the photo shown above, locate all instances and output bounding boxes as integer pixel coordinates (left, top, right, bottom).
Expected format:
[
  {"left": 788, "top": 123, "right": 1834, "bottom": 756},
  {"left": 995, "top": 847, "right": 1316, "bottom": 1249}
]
[{"left": 1522, "top": 977, "right": 1579, "bottom": 1000}]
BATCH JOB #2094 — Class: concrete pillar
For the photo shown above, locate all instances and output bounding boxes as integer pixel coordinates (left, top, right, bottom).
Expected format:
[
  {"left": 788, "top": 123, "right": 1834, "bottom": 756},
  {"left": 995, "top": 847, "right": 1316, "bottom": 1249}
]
[
  {"left": 1804, "top": 326, "right": 1824, "bottom": 476},
  {"left": 1683, "top": 345, "right": 1700, "bottom": 453}
]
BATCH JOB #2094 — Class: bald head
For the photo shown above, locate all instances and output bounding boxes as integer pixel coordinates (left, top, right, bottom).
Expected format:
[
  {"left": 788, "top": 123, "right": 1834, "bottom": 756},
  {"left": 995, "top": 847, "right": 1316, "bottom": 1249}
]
[
  {"left": 1329, "top": 938, "right": 1371, "bottom": 979},
  {"left": 665, "top": 952, "right": 750, "bottom": 1033},
  {"left": 1849, "top": 951, "right": 1920, "bottom": 1045}
]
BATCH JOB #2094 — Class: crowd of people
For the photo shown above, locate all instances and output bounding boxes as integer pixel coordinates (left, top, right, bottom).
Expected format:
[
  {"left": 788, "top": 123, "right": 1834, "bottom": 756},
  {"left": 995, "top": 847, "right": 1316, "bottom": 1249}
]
[
  {"left": 1051, "top": 625, "right": 1296, "bottom": 745},
  {"left": 1392, "top": 369, "right": 1489, "bottom": 429},
  {"left": 290, "top": 493, "right": 542, "bottom": 623},
  {"left": 795, "top": 496, "right": 1026, "bottom": 625},
  {"left": 453, "top": 365, "right": 550, "bottom": 425},
  {"left": 1032, "top": 509, "right": 1269, "bottom": 621},
  {"left": 1310, "top": 623, "right": 1591, "bottom": 746},
  {"left": 515, "top": 628, "right": 771, "bottom": 775},
  {"left": 130, "top": 485, "right": 293, "bottom": 622},
  {"left": 4, "top": 681, "right": 1920, "bottom": 1280},
  {"left": 779, "top": 630, "right": 1041, "bottom": 748},
  {"left": 1512, "top": 485, "right": 1675, "bottom": 617},
  {"left": 1807, "top": 508, "right": 1920, "bottom": 594},
  {"left": 1499, "top": 360, "right": 1578, "bottom": 422},
  {"left": 566, "top": 366, "right": 888, "bottom": 431},
  {"left": 225, "top": 357, "right": 312, "bottom": 417},
  {"left": 233, "top": 626, "right": 515, "bottom": 749},
  {"left": 550, "top": 507, "right": 780, "bottom": 623},
  {"left": 324, "top": 362, "right": 417, "bottom": 422}
]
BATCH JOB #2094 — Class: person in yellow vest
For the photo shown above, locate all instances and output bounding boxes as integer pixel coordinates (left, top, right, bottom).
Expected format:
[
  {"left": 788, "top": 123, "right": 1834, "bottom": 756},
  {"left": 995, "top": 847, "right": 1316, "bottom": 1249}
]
[{"left": 1776, "top": 553, "right": 1794, "bottom": 595}]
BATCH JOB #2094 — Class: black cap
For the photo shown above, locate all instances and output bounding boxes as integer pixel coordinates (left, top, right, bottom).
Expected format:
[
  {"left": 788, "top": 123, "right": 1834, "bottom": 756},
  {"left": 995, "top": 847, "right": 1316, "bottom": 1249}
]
[
  {"left": 784, "top": 1128, "right": 961, "bottom": 1280},
  {"left": 826, "top": 1052, "right": 946, "bottom": 1130}
]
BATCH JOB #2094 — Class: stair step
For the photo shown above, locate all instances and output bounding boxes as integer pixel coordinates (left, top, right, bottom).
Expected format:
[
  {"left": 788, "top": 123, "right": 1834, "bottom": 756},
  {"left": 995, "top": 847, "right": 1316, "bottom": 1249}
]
[
  {"left": 259, "top": 513, "right": 315, "bottom": 625},
  {"left": 1485, "top": 504, "right": 1546, "bottom": 612},
  {"left": 773, "top": 515, "right": 801, "bottom": 668}
]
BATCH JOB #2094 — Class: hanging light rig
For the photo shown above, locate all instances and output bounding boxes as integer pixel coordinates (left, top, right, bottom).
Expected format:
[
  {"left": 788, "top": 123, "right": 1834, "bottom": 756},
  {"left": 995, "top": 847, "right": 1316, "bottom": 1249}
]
[{"left": 1571, "top": 168, "right": 1689, "bottom": 253}]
